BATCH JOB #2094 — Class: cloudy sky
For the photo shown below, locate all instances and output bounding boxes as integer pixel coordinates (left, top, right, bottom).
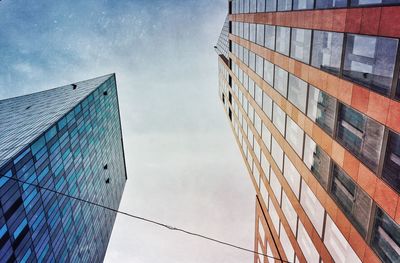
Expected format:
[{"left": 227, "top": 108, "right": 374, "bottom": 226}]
[{"left": 0, "top": 1, "right": 256, "bottom": 262}]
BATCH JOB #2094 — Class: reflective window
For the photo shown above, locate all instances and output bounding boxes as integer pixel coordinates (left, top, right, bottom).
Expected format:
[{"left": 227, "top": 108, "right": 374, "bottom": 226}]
[
  {"left": 297, "top": 221, "right": 319, "bottom": 263},
  {"left": 283, "top": 155, "right": 301, "bottom": 198},
  {"left": 249, "top": 51, "right": 256, "bottom": 72},
  {"left": 330, "top": 163, "right": 372, "bottom": 237},
  {"left": 277, "top": 0, "right": 292, "bottom": 11},
  {"left": 303, "top": 135, "right": 330, "bottom": 189},
  {"left": 250, "top": 24, "right": 256, "bottom": 43},
  {"left": 256, "top": 55, "right": 264, "bottom": 77},
  {"left": 351, "top": 0, "right": 400, "bottom": 6},
  {"left": 250, "top": 0, "right": 257, "bottom": 12},
  {"left": 264, "top": 25, "right": 276, "bottom": 50},
  {"left": 276, "top": 27, "right": 291, "bottom": 56},
  {"left": 290, "top": 28, "right": 312, "bottom": 64},
  {"left": 269, "top": 198, "right": 280, "bottom": 232},
  {"left": 264, "top": 59, "right": 274, "bottom": 86},
  {"left": 288, "top": 74, "right": 308, "bottom": 113},
  {"left": 282, "top": 192, "right": 298, "bottom": 233},
  {"left": 343, "top": 34, "right": 398, "bottom": 96},
  {"left": 336, "top": 103, "right": 384, "bottom": 172},
  {"left": 271, "top": 137, "right": 284, "bottom": 171},
  {"left": 371, "top": 207, "right": 400, "bottom": 263},
  {"left": 273, "top": 102, "right": 286, "bottom": 135},
  {"left": 307, "top": 85, "right": 337, "bottom": 135},
  {"left": 324, "top": 215, "right": 362, "bottom": 263},
  {"left": 262, "top": 123, "right": 272, "bottom": 151},
  {"left": 255, "top": 84, "right": 263, "bottom": 107},
  {"left": 270, "top": 169, "right": 282, "bottom": 202},
  {"left": 293, "top": 0, "right": 314, "bottom": 9},
  {"left": 243, "top": 23, "right": 249, "bottom": 40},
  {"left": 257, "top": 0, "right": 266, "bottom": 12},
  {"left": 315, "top": 0, "right": 347, "bottom": 7},
  {"left": 280, "top": 223, "right": 295, "bottom": 263},
  {"left": 300, "top": 181, "right": 325, "bottom": 236},
  {"left": 274, "top": 66, "right": 288, "bottom": 97},
  {"left": 311, "top": 31, "right": 343, "bottom": 75},
  {"left": 286, "top": 117, "right": 304, "bottom": 157},
  {"left": 266, "top": 0, "right": 277, "bottom": 11},
  {"left": 263, "top": 92, "right": 273, "bottom": 120},
  {"left": 382, "top": 131, "right": 400, "bottom": 194},
  {"left": 256, "top": 24, "right": 265, "bottom": 46}
]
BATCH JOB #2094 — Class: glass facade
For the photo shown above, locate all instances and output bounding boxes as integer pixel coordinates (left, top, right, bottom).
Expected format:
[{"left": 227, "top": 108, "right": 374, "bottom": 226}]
[{"left": 0, "top": 74, "right": 126, "bottom": 262}]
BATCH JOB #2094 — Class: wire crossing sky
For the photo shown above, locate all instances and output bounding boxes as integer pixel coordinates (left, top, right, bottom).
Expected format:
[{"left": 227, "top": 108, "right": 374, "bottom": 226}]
[{"left": 0, "top": 1, "right": 257, "bottom": 262}]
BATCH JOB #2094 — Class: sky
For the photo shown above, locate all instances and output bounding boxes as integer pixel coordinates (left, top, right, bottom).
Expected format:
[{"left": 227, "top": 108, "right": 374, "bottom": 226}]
[{"left": 0, "top": 1, "right": 256, "bottom": 262}]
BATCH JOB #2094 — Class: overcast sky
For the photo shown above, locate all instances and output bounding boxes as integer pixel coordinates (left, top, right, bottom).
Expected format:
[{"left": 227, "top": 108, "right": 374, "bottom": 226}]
[{"left": 0, "top": 1, "right": 256, "bottom": 262}]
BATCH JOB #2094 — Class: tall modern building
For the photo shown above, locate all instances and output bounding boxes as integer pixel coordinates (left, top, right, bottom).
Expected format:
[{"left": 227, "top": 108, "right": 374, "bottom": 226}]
[
  {"left": 0, "top": 74, "right": 127, "bottom": 262},
  {"left": 216, "top": 1, "right": 400, "bottom": 262}
]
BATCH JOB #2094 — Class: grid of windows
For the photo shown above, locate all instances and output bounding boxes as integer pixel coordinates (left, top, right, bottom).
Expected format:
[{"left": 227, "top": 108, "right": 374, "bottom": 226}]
[{"left": 0, "top": 75, "right": 126, "bottom": 262}]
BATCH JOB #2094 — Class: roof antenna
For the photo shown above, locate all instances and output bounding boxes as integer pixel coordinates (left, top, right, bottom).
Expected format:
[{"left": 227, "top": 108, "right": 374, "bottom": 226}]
[
  {"left": 105, "top": 178, "right": 110, "bottom": 184},
  {"left": 72, "top": 84, "right": 77, "bottom": 90}
]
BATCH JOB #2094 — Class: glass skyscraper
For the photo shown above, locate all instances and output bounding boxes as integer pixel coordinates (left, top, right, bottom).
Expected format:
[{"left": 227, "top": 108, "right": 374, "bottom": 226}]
[
  {"left": 0, "top": 74, "right": 127, "bottom": 262},
  {"left": 217, "top": 1, "right": 400, "bottom": 262}
]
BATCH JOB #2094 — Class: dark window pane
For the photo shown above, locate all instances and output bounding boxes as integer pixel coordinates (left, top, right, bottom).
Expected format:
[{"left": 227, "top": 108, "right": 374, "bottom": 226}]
[
  {"left": 336, "top": 103, "right": 384, "bottom": 172},
  {"left": 311, "top": 31, "right": 343, "bottom": 75},
  {"left": 276, "top": 26, "right": 290, "bottom": 56},
  {"left": 315, "top": 0, "right": 347, "bottom": 8},
  {"left": 288, "top": 74, "right": 308, "bottom": 113},
  {"left": 290, "top": 29, "right": 312, "bottom": 64},
  {"left": 277, "top": 0, "right": 292, "bottom": 10},
  {"left": 293, "top": 0, "right": 314, "bottom": 10},
  {"left": 343, "top": 34, "right": 398, "bottom": 96},
  {"left": 330, "top": 163, "right": 372, "bottom": 237},
  {"left": 307, "top": 85, "right": 336, "bottom": 135},
  {"left": 372, "top": 207, "right": 400, "bottom": 263},
  {"left": 303, "top": 135, "right": 330, "bottom": 189},
  {"left": 382, "top": 131, "right": 400, "bottom": 194},
  {"left": 351, "top": 0, "right": 400, "bottom": 6}
]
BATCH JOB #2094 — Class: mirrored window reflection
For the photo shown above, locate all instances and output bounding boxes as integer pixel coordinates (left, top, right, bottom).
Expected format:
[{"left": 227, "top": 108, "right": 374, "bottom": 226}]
[
  {"left": 336, "top": 103, "right": 384, "bottom": 172},
  {"left": 274, "top": 66, "right": 288, "bottom": 97},
  {"left": 243, "top": 22, "right": 249, "bottom": 40},
  {"left": 271, "top": 137, "right": 284, "bottom": 171},
  {"left": 286, "top": 117, "right": 304, "bottom": 157},
  {"left": 250, "top": 0, "right": 257, "bottom": 12},
  {"left": 351, "top": 0, "right": 400, "bottom": 6},
  {"left": 303, "top": 135, "right": 330, "bottom": 189},
  {"left": 290, "top": 29, "right": 312, "bottom": 64},
  {"left": 256, "top": 24, "right": 265, "bottom": 46},
  {"left": 250, "top": 24, "right": 257, "bottom": 43},
  {"left": 249, "top": 51, "right": 256, "bottom": 72},
  {"left": 293, "top": 0, "right": 314, "bottom": 9},
  {"left": 276, "top": 27, "right": 291, "bottom": 56},
  {"left": 283, "top": 155, "right": 301, "bottom": 198},
  {"left": 371, "top": 207, "right": 400, "bottom": 263},
  {"left": 244, "top": 0, "right": 250, "bottom": 13},
  {"left": 273, "top": 102, "right": 286, "bottom": 136},
  {"left": 264, "top": 25, "right": 276, "bottom": 50},
  {"left": 288, "top": 74, "right": 308, "bottom": 113},
  {"left": 297, "top": 222, "right": 320, "bottom": 263},
  {"left": 277, "top": 0, "right": 292, "bottom": 11},
  {"left": 256, "top": 55, "right": 264, "bottom": 77},
  {"left": 257, "top": 0, "right": 266, "bottom": 12},
  {"left": 266, "top": 0, "right": 277, "bottom": 11},
  {"left": 315, "top": 0, "right": 347, "bottom": 8},
  {"left": 307, "top": 85, "right": 337, "bottom": 135},
  {"left": 311, "top": 31, "right": 344, "bottom": 75},
  {"left": 343, "top": 34, "right": 398, "bottom": 96},
  {"left": 264, "top": 59, "right": 274, "bottom": 86},
  {"left": 300, "top": 181, "right": 325, "bottom": 236},
  {"left": 330, "top": 163, "right": 372, "bottom": 237},
  {"left": 282, "top": 192, "right": 298, "bottom": 233},
  {"left": 263, "top": 92, "right": 273, "bottom": 119},
  {"left": 382, "top": 131, "right": 400, "bottom": 194}
]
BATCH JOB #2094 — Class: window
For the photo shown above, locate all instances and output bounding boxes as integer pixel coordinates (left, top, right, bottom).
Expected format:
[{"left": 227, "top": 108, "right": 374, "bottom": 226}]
[
  {"left": 276, "top": 27, "right": 291, "bottom": 56},
  {"left": 262, "top": 123, "right": 272, "bottom": 151},
  {"left": 250, "top": 24, "right": 256, "bottom": 43},
  {"left": 256, "top": 24, "right": 265, "bottom": 46},
  {"left": 288, "top": 74, "right": 308, "bottom": 113},
  {"left": 263, "top": 59, "right": 274, "bottom": 86},
  {"left": 257, "top": 0, "right": 266, "bottom": 12},
  {"left": 311, "top": 31, "right": 343, "bottom": 75},
  {"left": 336, "top": 103, "right": 384, "bottom": 172},
  {"left": 243, "top": 48, "right": 249, "bottom": 66},
  {"left": 277, "top": 0, "right": 292, "bottom": 11},
  {"left": 290, "top": 28, "right": 312, "bottom": 64},
  {"left": 250, "top": 0, "right": 257, "bottom": 12},
  {"left": 315, "top": 0, "right": 347, "bottom": 8},
  {"left": 271, "top": 137, "right": 284, "bottom": 171},
  {"left": 263, "top": 92, "right": 273, "bottom": 119},
  {"left": 307, "top": 85, "right": 337, "bottom": 135},
  {"left": 297, "top": 221, "right": 319, "bottom": 263},
  {"left": 264, "top": 25, "right": 276, "bottom": 50},
  {"left": 256, "top": 55, "right": 264, "bottom": 77},
  {"left": 270, "top": 169, "right": 282, "bottom": 202},
  {"left": 280, "top": 223, "right": 295, "bottom": 263},
  {"left": 324, "top": 215, "right": 362, "bottom": 263},
  {"left": 300, "top": 181, "right": 325, "bottom": 236},
  {"left": 266, "top": 0, "right": 277, "bottom": 11},
  {"left": 281, "top": 192, "right": 298, "bottom": 233},
  {"left": 283, "top": 155, "right": 301, "bottom": 198},
  {"left": 382, "top": 131, "right": 400, "bottom": 194},
  {"left": 343, "top": 34, "right": 398, "bottom": 96},
  {"left": 274, "top": 66, "right": 288, "bottom": 97},
  {"left": 350, "top": 0, "right": 400, "bottom": 6},
  {"left": 249, "top": 51, "right": 256, "bottom": 72},
  {"left": 243, "top": 23, "right": 249, "bottom": 40},
  {"left": 330, "top": 163, "right": 372, "bottom": 237},
  {"left": 273, "top": 103, "right": 286, "bottom": 136},
  {"left": 286, "top": 117, "right": 304, "bottom": 157},
  {"left": 293, "top": 0, "right": 314, "bottom": 9},
  {"left": 303, "top": 135, "right": 330, "bottom": 189},
  {"left": 255, "top": 84, "right": 263, "bottom": 107},
  {"left": 371, "top": 207, "right": 400, "bottom": 263}
]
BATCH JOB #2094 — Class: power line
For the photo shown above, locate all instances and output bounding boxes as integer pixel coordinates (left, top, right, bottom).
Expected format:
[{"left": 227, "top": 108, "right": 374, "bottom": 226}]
[{"left": 1, "top": 174, "right": 291, "bottom": 263}]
